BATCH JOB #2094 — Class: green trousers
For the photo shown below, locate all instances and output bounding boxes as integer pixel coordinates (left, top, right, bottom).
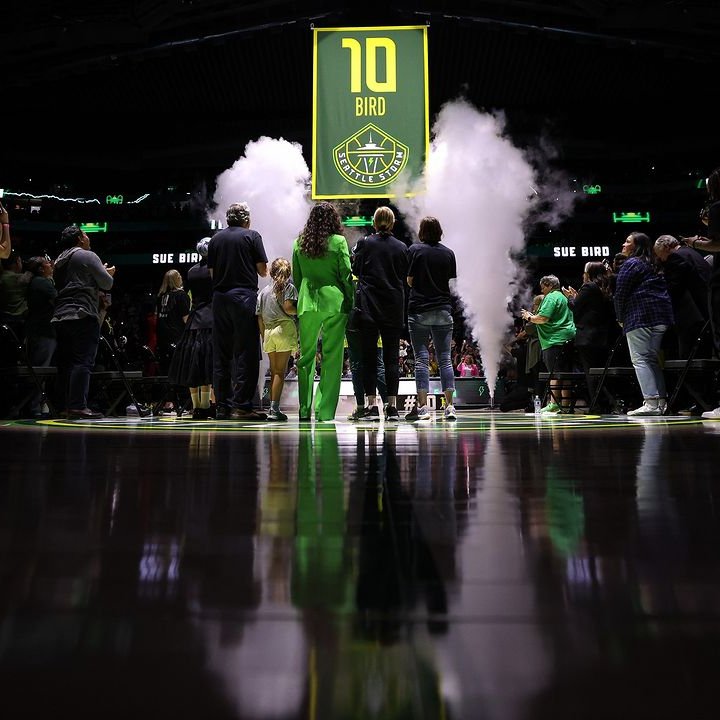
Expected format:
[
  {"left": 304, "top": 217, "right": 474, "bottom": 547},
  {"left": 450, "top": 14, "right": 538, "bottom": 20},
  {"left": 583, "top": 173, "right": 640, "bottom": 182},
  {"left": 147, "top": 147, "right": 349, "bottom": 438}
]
[{"left": 297, "top": 310, "right": 348, "bottom": 421}]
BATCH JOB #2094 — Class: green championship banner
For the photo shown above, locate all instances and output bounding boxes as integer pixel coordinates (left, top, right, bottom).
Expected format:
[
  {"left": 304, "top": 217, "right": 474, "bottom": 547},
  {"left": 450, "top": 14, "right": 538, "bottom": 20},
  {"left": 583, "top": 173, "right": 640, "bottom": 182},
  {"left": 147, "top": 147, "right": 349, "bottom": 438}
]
[{"left": 312, "top": 25, "right": 429, "bottom": 199}]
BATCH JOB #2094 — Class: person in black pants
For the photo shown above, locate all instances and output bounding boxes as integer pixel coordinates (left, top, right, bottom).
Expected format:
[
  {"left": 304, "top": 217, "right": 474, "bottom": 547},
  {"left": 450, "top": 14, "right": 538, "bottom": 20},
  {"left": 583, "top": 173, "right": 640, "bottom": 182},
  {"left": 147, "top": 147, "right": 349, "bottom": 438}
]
[
  {"left": 350, "top": 206, "right": 409, "bottom": 422},
  {"left": 207, "top": 202, "right": 268, "bottom": 421},
  {"left": 52, "top": 225, "right": 115, "bottom": 419}
]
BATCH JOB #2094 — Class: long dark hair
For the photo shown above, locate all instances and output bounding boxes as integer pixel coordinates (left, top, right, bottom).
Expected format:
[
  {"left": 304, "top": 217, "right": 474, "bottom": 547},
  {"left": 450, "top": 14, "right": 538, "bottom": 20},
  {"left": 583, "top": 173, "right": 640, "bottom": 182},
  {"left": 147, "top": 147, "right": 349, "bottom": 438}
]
[
  {"left": 584, "top": 261, "right": 612, "bottom": 299},
  {"left": 299, "top": 202, "right": 343, "bottom": 259},
  {"left": 418, "top": 216, "right": 442, "bottom": 245},
  {"left": 627, "top": 232, "right": 654, "bottom": 264}
]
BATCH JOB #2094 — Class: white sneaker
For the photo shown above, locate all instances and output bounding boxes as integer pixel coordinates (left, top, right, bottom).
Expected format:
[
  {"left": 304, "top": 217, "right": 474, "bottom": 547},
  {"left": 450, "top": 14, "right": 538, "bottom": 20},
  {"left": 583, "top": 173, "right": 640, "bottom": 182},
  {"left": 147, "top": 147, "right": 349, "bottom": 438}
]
[
  {"left": 444, "top": 404, "right": 457, "bottom": 421},
  {"left": 406, "top": 405, "right": 432, "bottom": 422},
  {"left": 658, "top": 399, "right": 667, "bottom": 414},
  {"left": 701, "top": 406, "right": 720, "bottom": 419},
  {"left": 627, "top": 402, "right": 661, "bottom": 417}
]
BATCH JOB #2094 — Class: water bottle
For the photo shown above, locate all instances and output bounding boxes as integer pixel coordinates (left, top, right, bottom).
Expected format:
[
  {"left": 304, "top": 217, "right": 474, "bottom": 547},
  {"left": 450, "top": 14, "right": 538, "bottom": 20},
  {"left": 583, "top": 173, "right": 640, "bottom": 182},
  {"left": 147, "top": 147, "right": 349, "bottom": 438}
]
[{"left": 534, "top": 395, "right": 542, "bottom": 414}]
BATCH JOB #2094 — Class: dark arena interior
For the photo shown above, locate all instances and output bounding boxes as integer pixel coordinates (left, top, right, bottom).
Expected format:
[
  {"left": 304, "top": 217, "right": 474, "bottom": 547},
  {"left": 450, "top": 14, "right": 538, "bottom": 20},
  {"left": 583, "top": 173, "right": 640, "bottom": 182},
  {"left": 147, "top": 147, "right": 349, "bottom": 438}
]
[{"left": 3, "top": 3, "right": 720, "bottom": 719}]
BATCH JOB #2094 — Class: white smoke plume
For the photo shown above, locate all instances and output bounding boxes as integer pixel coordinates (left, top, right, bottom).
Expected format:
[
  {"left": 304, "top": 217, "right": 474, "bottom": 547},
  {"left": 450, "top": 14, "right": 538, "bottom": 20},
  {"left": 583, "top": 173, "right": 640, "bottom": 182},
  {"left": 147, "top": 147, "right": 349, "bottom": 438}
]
[
  {"left": 395, "top": 98, "right": 578, "bottom": 402},
  {"left": 211, "top": 136, "right": 313, "bottom": 262}
]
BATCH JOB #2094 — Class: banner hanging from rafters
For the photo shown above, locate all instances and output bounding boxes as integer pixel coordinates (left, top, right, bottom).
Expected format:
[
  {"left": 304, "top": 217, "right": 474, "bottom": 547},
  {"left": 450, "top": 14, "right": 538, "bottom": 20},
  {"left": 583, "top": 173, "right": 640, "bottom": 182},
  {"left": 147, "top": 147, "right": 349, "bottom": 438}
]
[{"left": 312, "top": 25, "right": 429, "bottom": 199}]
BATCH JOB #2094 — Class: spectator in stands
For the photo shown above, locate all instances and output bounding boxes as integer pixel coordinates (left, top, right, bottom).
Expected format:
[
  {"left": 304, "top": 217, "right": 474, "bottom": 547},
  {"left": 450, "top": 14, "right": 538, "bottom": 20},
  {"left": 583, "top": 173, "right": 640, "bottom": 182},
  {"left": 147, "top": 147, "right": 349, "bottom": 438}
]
[
  {"left": 614, "top": 231, "right": 673, "bottom": 416},
  {"left": 520, "top": 274, "right": 576, "bottom": 413},
  {"left": 0, "top": 200, "right": 10, "bottom": 260},
  {"left": 24, "top": 256, "right": 57, "bottom": 417},
  {"left": 0, "top": 251, "right": 29, "bottom": 365},
  {"left": 456, "top": 353, "right": 480, "bottom": 378},
  {"left": 654, "top": 234, "right": 710, "bottom": 359},
  {"left": 350, "top": 206, "right": 409, "bottom": 422},
  {"left": 292, "top": 201, "right": 354, "bottom": 421},
  {"left": 562, "top": 261, "right": 617, "bottom": 412},
  {"left": 52, "top": 225, "right": 115, "bottom": 419},
  {"left": 156, "top": 269, "right": 191, "bottom": 377},
  {"left": 683, "top": 167, "right": 720, "bottom": 364},
  {"left": 208, "top": 202, "right": 268, "bottom": 421},
  {"left": 168, "top": 238, "right": 215, "bottom": 420}
]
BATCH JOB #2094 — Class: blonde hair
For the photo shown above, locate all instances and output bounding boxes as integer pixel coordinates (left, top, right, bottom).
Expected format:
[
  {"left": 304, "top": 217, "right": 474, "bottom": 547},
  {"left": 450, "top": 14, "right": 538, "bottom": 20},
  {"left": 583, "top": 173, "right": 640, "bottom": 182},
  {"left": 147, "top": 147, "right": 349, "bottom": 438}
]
[
  {"left": 269, "top": 257, "right": 292, "bottom": 305},
  {"left": 158, "top": 268, "right": 183, "bottom": 296},
  {"left": 373, "top": 206, "right": 395, "bottom": 233}
]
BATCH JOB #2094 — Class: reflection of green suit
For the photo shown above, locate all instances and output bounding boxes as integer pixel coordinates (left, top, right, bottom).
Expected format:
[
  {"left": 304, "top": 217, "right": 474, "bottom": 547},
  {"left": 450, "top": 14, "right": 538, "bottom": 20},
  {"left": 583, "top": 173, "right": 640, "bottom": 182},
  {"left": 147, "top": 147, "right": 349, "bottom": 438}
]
[{"left": 292, "top": 234, "right": 354, "bottom": 420}]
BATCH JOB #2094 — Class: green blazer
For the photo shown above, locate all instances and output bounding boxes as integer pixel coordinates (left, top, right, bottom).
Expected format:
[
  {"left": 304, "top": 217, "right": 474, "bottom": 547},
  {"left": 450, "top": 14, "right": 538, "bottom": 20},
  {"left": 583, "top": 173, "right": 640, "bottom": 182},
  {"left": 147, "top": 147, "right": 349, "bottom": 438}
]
[{"left": 291, "top": 233, "right": 354, "bottom": 316}]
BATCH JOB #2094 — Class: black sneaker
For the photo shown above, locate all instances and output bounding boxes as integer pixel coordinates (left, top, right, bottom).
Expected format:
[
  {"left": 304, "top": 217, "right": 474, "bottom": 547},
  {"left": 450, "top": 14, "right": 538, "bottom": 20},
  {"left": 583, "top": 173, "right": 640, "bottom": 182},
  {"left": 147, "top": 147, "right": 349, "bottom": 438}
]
[
  {"left": 404, "top": 405, "right": 419, "bottom": 421},
  {"left": 347, "top": 407, "right": 365, "bottom": 421},
  {"left": 385, "top": 405, "right": 399, "bottom": 422},
  {"left": 214, "top": 407, "right": 231, "bottom": 420},
  {"left": 353, "top": 406, "right": 380, "bottom": 421},
  {"left": 230, "top": 407, "right": 268, "bottom": 421}
]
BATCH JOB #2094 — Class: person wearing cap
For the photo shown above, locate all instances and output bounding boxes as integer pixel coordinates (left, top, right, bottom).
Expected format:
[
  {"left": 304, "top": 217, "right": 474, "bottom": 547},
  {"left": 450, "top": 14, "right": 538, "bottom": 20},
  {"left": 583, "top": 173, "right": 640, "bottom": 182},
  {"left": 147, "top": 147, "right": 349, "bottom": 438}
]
[
  {"left": 207, "top": 203, "right": 268, "bottom": 420},
  {"left": 168, "top": 237, "right": 215, "bottom": 419}
]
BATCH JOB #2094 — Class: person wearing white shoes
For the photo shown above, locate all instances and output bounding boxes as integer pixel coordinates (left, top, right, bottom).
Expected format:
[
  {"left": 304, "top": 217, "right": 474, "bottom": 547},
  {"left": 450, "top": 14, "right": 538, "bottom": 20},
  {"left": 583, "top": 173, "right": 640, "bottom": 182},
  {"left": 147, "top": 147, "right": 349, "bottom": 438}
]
[
  {"left": 520, "top": 275, "right": 576, "bottom": 413},
  {"left": 614, "top": 232, "right": 673, "bottom": 417},
  {"left": 405, "top": 216, "right": 457, "bottom": 423}
]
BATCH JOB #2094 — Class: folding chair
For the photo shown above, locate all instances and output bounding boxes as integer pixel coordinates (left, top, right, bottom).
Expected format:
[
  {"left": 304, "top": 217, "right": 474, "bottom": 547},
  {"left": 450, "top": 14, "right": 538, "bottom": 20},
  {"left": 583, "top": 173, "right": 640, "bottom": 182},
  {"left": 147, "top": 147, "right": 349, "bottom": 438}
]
[
  {"left": 588, "top": 334, "right": 626, "bottom": 413},
  {"left": 541, "top": 340, "right": 578, "bottom": 410},
  {"left": 665, "top": 320, "right": 715, "bottom": 415}
]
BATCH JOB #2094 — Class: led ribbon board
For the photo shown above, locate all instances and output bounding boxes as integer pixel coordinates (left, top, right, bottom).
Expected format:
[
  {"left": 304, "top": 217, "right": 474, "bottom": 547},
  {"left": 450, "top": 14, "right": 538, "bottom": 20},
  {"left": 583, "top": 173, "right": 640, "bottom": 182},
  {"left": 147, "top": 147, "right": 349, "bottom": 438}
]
[{"left": 312, "top": 25, "right": 429, "bottom": 199}]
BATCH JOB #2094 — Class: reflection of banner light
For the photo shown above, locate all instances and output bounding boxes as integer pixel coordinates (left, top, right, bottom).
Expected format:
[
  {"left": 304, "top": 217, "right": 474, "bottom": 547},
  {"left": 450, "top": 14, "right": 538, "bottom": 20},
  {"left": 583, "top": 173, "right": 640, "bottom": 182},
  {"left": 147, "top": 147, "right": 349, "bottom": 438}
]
[{"left": 612, "top": 212, "right": 650, "bottom": 223}]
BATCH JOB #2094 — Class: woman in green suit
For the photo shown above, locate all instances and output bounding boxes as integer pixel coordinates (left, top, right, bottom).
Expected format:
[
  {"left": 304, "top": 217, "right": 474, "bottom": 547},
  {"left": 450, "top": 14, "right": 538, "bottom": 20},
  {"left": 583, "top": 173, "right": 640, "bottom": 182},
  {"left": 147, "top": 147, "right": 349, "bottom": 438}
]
[{"left": 292, "top": 202, "right": 355, "bottom": 421}]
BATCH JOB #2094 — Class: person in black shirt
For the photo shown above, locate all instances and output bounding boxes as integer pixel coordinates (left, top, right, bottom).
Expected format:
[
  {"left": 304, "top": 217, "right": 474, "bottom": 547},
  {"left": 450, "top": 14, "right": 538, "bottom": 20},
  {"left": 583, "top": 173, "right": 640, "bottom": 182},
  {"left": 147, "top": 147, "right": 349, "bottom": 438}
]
[
  {"left": 207, "top": 202, "right": 268, "bottom": 420},
  {"left": 168, "top": 237, "right": 215, "bottom": 419},
  {"left": 156, "top": 268, "right": 191, "bottom": 376},
  {"left": 654, "top": 234, "right": 710, "bottom": 359},
  {"left": 350, "top": 206, "right": 409, "bottom": 422},
  {"left": 405, "top": 216, "right": 458, "bottom": 421}
]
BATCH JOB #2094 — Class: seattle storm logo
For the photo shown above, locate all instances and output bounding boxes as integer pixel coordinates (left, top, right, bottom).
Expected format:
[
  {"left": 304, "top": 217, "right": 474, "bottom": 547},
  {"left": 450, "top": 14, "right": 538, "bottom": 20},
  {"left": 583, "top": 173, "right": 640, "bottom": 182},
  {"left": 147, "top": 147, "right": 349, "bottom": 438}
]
[{"left": 333, "top": 123, "right": 409, "bottom": 188}]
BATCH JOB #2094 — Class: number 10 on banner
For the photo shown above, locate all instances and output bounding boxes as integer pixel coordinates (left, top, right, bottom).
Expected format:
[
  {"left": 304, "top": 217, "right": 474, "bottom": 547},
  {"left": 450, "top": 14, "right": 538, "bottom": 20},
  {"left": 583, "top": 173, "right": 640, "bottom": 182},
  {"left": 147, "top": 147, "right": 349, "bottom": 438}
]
[{"left": 312, "top": 26, "right": 429, "bottom": 199}]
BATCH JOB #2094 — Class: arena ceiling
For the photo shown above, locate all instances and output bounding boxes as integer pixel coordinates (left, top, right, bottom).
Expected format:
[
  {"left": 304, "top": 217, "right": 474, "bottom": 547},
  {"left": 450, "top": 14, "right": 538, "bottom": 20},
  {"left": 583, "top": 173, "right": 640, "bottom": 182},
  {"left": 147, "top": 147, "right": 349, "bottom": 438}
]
[{"left": 3, "top": 1, "right": 720, "bottom": 194}]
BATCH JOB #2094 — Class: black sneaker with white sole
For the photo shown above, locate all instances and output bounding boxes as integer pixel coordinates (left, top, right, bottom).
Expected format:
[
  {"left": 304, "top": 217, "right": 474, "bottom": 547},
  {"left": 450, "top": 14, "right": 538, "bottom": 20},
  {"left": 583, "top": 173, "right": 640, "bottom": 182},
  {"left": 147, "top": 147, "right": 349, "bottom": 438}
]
[
  {"left": 385, "top": 405, "right": 399, "bottom": 422},
  {"left": 353, "top": 406, "right": 380, "bottom": 421}
]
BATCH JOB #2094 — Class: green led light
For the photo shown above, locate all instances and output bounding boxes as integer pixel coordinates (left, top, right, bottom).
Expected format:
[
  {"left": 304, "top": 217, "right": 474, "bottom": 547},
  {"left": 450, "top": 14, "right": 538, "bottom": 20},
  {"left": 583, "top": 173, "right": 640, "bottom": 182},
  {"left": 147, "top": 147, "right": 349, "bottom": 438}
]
[
  {"left": 342, "top": 215, "right": 373, "bottom": 227},
  {"left": 583, "top": 184, "right": 602, "bottom": 195},
  {"left": 106, "top": 195, "right": 124, "bottom": 205},
  {"left": 612, "top": 212, "right": 650, "bottom": 224},
  {"left": 80, "top": 222, "right": 108, "bottom": 233}
]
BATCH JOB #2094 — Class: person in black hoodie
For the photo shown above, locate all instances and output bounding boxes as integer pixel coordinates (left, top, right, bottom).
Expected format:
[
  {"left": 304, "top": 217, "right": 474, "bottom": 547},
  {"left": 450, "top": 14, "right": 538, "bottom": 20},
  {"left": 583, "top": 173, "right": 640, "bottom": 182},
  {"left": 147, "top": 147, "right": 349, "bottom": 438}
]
[{"left": 350, "top": 206, "right": 409, "bottom": 422}]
